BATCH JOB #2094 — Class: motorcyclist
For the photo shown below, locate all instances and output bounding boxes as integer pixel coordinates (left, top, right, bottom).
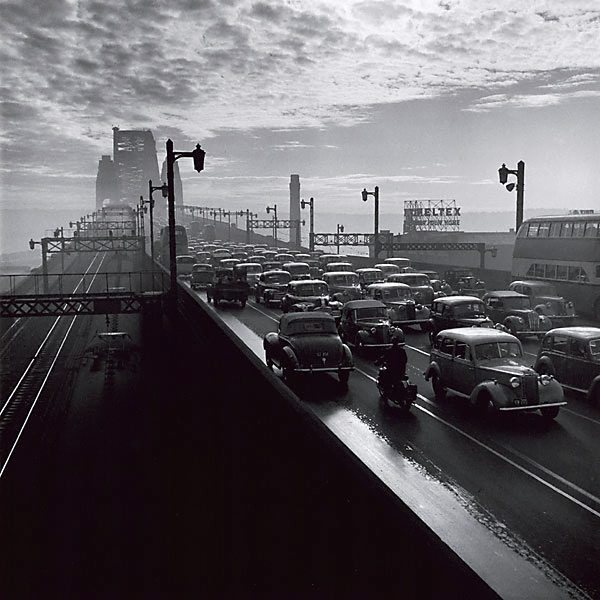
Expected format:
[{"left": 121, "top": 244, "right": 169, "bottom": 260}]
[{"left": 377, "top": 334, "right": 407, "bottom": 388}]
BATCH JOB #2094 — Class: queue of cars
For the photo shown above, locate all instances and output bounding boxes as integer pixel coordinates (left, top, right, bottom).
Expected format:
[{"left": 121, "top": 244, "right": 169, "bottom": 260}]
[{"left": 187, "top": 236, "right": 598, "bottom": 411}]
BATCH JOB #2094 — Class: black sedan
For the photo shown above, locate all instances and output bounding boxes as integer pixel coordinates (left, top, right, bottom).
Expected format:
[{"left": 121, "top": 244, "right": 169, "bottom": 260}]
[{"left": 263, "top": 312, "right": 354, "bottom": 385}]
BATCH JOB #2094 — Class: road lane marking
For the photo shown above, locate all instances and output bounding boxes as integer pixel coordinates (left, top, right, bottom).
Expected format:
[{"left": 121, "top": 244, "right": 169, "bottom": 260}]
[{"left": 354, "top": 364, "right": 600, "bottom": 519}]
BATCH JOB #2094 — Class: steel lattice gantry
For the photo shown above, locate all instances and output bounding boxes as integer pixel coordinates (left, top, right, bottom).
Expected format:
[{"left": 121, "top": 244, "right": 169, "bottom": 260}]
[
  {"left": 0, "top": 291, "right": 165, "bottom": 318},
  {"left": 44, "top": 236, "right": 145, "bottom": 253},
  {"left": 249, "top": 219, "right": 303, "bottom": 229},
  {"left": 312, "top": 232, "right": 392, "bottom": 247}
]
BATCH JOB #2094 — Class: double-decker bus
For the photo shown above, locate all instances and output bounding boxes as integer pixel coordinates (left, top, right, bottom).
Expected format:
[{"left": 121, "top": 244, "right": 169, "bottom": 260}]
[
  {"left": 159, "top": 225, "right": 189, "bottom": 266},
  {"left": 512, "top": 214, "right": 600, "bottom": 320}
]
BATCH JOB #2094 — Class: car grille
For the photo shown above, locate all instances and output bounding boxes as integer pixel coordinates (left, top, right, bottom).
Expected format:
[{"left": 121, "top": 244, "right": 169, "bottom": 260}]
[
  {"left": 406, "top": 304, "right": 416, "bottom": 320},
  {"left": 522, "top": 374, "right": 539, "bottom": 404},
  {"left": 528, "top": 312, "right": 540, "bottom": 330}
]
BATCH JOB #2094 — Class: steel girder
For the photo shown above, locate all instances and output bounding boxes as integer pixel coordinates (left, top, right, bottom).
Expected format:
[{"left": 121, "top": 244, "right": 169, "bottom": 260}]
[
  {"left": 44, "top": 236, "right": 144, "bottom": 253},
  {"left": 249, "top": 219, "right": 303, "bottom": 229},
  {"left": 0, "top": 292, "right": 164, "bottom": 318}
]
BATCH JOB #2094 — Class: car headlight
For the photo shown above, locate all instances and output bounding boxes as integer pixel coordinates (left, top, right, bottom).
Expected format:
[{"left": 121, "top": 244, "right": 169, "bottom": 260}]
[
  {"left": 370, "top": 327, "right": 377, "bottom": 334},
  {"left": 510, "top": 377, "right": 521, "bottom": 388},
  {"left": 540, "top": 374, "right": 552, "bottom": 386},
  {"left": 566, "top": 301, "right": 573, "bottom": 308},
  {"left": 416, "top": 303, "right": 423, "bottom": 310},
  {"left": 516, "top": 317, "right": 524, "bottom": 323}
]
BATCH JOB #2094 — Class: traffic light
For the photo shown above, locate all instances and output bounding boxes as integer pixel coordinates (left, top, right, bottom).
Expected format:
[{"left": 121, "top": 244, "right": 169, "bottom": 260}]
[{"left": 192, "top": 144, "right": 205, "bottom": 172}]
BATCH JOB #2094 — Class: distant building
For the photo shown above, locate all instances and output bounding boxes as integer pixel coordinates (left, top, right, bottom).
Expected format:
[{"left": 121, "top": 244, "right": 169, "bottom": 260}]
[{"left": 95, "top": 155, "right": 118, "bottom": 211}]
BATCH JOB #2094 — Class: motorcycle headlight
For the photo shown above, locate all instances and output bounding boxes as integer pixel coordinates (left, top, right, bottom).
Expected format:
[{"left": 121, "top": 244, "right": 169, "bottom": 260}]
[
  {"left": 540, "top": 374, "right": 552, "bottom": 386},
  {"left": 510, "top": 377, "right": 521, "bottom": 388}
]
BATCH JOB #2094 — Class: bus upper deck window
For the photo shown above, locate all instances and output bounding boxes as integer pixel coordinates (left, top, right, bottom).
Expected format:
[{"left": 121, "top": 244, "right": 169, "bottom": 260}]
[
  {"left": 573, "top": 222, "right": 586, "bottom": 237},
  {"left": 584, "top": 222, "right": 600, "bottom": 238},
  {"left": 549, "top": 222, "right": 562, "bottom": 237},
  {"left": 527, "top": 223, "right": 539, "bottom": 237},
  {"left": 560, "top": 222, "right": 573, "bottom": 237}
]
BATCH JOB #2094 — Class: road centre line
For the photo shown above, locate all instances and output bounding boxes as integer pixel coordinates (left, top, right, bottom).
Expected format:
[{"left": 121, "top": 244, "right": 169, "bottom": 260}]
[{"left": 355, "top": 365, "right": 600, "bottom": 519}]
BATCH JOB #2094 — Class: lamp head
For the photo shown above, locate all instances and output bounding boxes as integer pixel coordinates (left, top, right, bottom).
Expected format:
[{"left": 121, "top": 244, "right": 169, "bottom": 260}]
[
  {"left": 505, "top": 182, "right": 516, "bottom": 192},
  {"left": 361, "top": 189, "right": 368, "bottom": 202},
  {"left": 161, "top": 183, "right": 168, "bottom": 197},
  {"left": 498, "top": 163, "right": 509, "bottom": 185}
]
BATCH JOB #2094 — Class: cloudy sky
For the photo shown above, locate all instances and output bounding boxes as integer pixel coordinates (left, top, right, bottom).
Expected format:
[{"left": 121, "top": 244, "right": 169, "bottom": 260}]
[{"left": 1, "top": 0, "right": 600, "bottom": 234}]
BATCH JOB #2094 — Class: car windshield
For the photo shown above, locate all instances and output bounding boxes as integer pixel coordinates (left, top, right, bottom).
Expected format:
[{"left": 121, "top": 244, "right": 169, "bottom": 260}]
[
  {"left": 244, "top": 265, "right": 262, "bottom": 273},
  {"left": 503, "top": 296, "right": 532, "bottom": 309},
  {"left": 361, "top": 271, "right": 383, "bottom": 282},
  {"left": 283, "top": 318, "right": 338, "bottom": 335},
  {"left": 193, "top": 265, "right": 212, "bottom": 272},
  {"left": 356, "top": 307, "right": 388, "bottom": 319},
  {"left": 399, "top": 275, "right": 430, "bottom": 286},
  {"left": 453, "top": 302, "right": 486, "bottom": 318},
  {"left": 264, "top": 273, "right": 290, "bottom": 284},
  {"left": 177, "top": 256, "right": 195, "bottom": 264},
  {"left": 288, "top": 264, "right": 310, "bottom": 274},
  {"left": 294, "top": 283, "right": 328, "bottom": 296},
  {"left": 475, "top": 342, "right": 522, "bottom": 361},
  {"left": 381, "top": 287, "right": 412, "bottom": 300},
  {"left": 590, "top": 339, "right": 600, "bottom": 361},
  {"left": 329, "top": 274, "right": 359, "bottom": 285}
]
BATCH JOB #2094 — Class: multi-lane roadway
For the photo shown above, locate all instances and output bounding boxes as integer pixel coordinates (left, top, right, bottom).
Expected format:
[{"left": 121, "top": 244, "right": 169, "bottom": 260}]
[{"left": 192, "top": 286, "right": 600, "bottom": 598}]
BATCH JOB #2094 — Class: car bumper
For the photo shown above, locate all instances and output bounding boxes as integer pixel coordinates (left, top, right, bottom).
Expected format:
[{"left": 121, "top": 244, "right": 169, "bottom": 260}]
[
  {"left": 498, "top": 401, "right": 567, "bottom": 412},
  {"left": 391, "top": 318, "right": 429, "bottom": 326},
  {"left": 294, "top": 366, "right": 354, "bottom": 373}
]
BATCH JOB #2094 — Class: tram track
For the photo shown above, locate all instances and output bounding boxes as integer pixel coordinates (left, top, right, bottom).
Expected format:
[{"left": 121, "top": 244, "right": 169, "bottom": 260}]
[{"left": 0, "top": 253, "right": 106, "bottom": 480}]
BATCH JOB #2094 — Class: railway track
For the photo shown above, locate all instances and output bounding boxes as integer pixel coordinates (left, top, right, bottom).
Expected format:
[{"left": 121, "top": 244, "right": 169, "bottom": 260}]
[{"left": 0, "top": 253, "right": 106, "bottom": 480}]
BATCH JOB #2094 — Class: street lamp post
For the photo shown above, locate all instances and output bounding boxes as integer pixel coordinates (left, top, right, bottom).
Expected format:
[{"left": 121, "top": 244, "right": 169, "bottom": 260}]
[
  {"left": 300, "top": 197, "right": 314, "bottom": 252},
  {"left": 165, "top": 139, "right": 205, "bottom": 307},
  {"left": 245, "top": 210, "right": 258, "bottom": 244},
  {"left": 498, "top": 161, "right": 525, "bottom": 232},
  {"left": 28, "top": 238, "right": 49, "bottom": 293},
  {"left": 147, "top": 179, "right": 168, "bottom": 264},
  {"left": 222, "top": 210, "right": 232, "bottom": 241},
  {"left": 336, "top": 224, "right": 344, "bottom": 254},
  {"left": 361, "top": 186, "right": 380, "bottom": 259},
  {"left": 266, "top": 204, "right": 278, "bottom": 246}
]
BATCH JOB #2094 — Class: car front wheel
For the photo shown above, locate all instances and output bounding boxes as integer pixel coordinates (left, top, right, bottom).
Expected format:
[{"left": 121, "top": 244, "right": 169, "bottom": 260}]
[{"left": 541, "top": 406, "right": 560, "bottom": 420}]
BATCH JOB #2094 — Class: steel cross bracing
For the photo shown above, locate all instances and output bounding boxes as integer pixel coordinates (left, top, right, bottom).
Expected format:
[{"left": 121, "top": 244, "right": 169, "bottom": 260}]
[
  {"left": 84, "top": 221, "right": 136, "bottom": 231},
  {"left": 312, "top": 232, "right": 391, "bottom": 246},
  {"left": 379, "top": 241, "right": 485, "bottom": 252},
  {"left": 43, "top": 236, "right": 145, "bottom": 253},
  {"left": 0, "top": 292, "right": 164, "bottom": 318},
  {"left": 250, "top": 219, "right": 303, "bottom": 229}
]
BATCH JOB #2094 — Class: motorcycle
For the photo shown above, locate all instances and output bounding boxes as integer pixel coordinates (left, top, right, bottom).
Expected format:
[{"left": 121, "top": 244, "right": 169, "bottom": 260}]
[{"left": 376, "top": 366, "right": 417, "bottom": 413}]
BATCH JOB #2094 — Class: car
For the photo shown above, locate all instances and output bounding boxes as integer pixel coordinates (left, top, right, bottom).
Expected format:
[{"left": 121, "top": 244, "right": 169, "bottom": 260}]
[
  {"left": 428, "top": 296, "right": 494, "bottom": 340},
  {"left": 429, "top": 279, "right": 451, "bottom": 300},
  {"left": 190, "top": 263, "right": 214, "bottom": 289},
  {"left": 387, "top": 273, "right": 435, "bottom": 305},
  {"left": 365, "top": 282, "right": 430, "bottom": 329},
  {"left": 421, "top": 270, "right": 441, "bottom": 282},
  {"left": 280, "top": 280, "right": 330, "bottom": 313},
  {"left": 374, "top": 263, "right": 401, "bottom": 279},
  {"left": 355, "top": 268, "right": 386, "bottom": 290},
  {"left": 482, "top": 291, "right": 553, "bottom": 339},
  {"left": 255, "top": 270, "right": 292, "bottom": 305},
  {"left": 444, "top": 269, "right": 477, "bottom": 290},
  {"left": 282, "top": 262, "right": 312, "bottom": 281},
  {"left": 454, "top": 275, "right": 487, "bottom": 298},
  {"left": 338, "top": 299, "right": 404, "bottom": 352},
  {"left": 176, "top": 255, "right": 195, "bottom": 278},
  {"left": 534, "top": 327, "right": 600, "bottom": 403},
  {"left": 234, "top": 262, "right": 263, "bottom": 286},
  {"left": 322, "top": 271, "right": 363, "bottom": 302},
  {"left": 264, "top": 312, "right": 354, "bottom": 385},
  {"left": 508, "top": 280, "right": 577, "bottom": 325},
  {"left": 424, "top": 328, "right": 566, "bottom": 419}
]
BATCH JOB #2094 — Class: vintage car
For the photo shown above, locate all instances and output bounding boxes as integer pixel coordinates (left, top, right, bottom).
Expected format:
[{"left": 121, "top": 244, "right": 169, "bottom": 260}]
[
  {"left": 281, "top": 280, "right": 331, "bottom": 313},
  {"left": 218, "top": 258, "right": 240, "bottom": 271},
  {"left": 387, "top": 273, "right": 435, "bottom": 305},
  {"left": 322, "top": 271, "right": 363, "bottom": 302},
  {"left": 190, "top": 263, "right": 214, "bottom": 289},
  {"left": 264, "top": 312, "right": 354, "bottom": 384},
  {"left": 282, "top": 262, "right": 312, "bottom": 281},
  {"left": 534, "top": 327, "right": 600, "bottom": 403},
  {"left": 429, "top": 279, "right": 451, "bottom": 300},
  {"left": 318, "top": 254, "right": 348, "bottom": 269},
  {"left": 323, "top": 262, "right": 355, "bottom": 273},
  {"left": 424, "top": 328, "right": 566, "bottom": 419},
  {"left": 365, "top": 282, "right": 430, "bottom": 329},
  {"left": 444, "top": 269, "right": 477, "bottom": 290},
  {"left": 421, "top": 270, "right": 441, "bottom": 282},
  {"left": 275, "top": 253, "right": 295, "bottom": 264},
  {"left": 454, "top": 276, "right": 487, "bottom": 298},
  {"left": 233, "top": 262, "right": 263, "bottom": 286},
  {"left": 508, "top": 280, "right": 577, "bottom": 325},
  {"left": 338, "top": 299, "right": 404, "bottom": 352},
  {"left": 176, "top": 255, "right": 195, "bottom": 279},
  {"left": 428, "top": 296, "right": 494, "bottom": 340},
  {"left": 262, "top": 260, "right": 283, "bottom": 272},
  {"left": 206, "top": 269, "right": 250, "bottom": 308},
  {"left": 482, "top": 291, "right": 553, "bottom": 339},
  {"left": 247, "top": 254, "right": 267, "bottom": 265},
  {"left": 383, "top": 257, "right": 411, "bottom": 270},
  {"left": 194, "top": 251, "right": 211, "bottom": 264},
  {"left": 355, "top": 268, "right": 386, "bottom": 290},
  {"left": 374, "top": 263, "right": 401, "bottom": 279},
  {"left": 254, "top": 269, "right": 292, "bottom": 305}
]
